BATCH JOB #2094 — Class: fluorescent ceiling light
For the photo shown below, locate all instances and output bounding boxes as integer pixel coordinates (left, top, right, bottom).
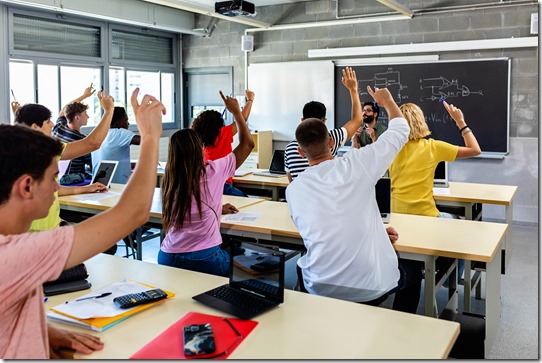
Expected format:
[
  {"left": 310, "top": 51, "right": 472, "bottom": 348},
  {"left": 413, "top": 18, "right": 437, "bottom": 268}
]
[
  {"left": 377, "top": 0, "right": 414, "bottom": 18},
  {"left": 143, "top": 0, "right": 271, "bottom": 28},
  {"left": 308, "top": 37, "right": 538, "bottom": 58},
  {"left": 334, "top": 55, "right": 439, "bottom": 66}
]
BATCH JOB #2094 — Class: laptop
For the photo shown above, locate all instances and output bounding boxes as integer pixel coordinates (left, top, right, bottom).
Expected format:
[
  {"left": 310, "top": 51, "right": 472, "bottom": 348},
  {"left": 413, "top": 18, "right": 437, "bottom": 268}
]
[
  {"left": 375, "top": 177, "right": 391, "bottom": 224},
  {"left": 253, "top": 150, "right": 286, "bottom": 178},
  {"left": 193, "top": 241, "right": 285, "bottom": 320},
  {"left": 433, "top": 161, "right": 449, "bottom": 188},
  {"left": 91, "top": 160, "right": 119, "bottom": 188}
]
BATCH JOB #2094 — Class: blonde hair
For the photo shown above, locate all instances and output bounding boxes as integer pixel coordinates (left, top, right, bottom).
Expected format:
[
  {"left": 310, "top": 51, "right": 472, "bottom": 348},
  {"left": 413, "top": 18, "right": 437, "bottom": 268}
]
[{"left": 399, "top": 103, "right": 431, "bottom": 140}]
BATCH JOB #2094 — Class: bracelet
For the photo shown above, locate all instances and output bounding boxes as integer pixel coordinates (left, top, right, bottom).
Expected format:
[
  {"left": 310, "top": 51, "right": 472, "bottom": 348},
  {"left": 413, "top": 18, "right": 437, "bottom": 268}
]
[
  {"left": 461, "top": 129, "right": 472, "bottom": 136},
  {"left": 459, "top": 125, "right": 469, "bottom": 133},
  {"left": 246, "top": 99, "right": 253, "bottom": 102}
]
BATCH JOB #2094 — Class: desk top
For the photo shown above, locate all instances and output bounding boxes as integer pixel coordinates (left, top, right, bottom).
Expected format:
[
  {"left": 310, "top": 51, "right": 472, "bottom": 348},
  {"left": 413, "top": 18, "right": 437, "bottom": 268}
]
[
  {"left": 46, "top": 254, "right": 459, "bottom": 359},
  {"left": 232, "top": 171, "right": 289, "bottom": 187},
  {"left": 434, "top": 182, "right": 517, "bottom": 205}
]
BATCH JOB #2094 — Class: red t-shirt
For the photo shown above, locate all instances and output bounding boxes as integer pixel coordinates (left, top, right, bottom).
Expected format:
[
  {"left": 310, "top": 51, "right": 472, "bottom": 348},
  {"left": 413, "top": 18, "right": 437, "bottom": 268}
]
[{"left": 204, "top": 124, "right": 234, "bottom": 184}]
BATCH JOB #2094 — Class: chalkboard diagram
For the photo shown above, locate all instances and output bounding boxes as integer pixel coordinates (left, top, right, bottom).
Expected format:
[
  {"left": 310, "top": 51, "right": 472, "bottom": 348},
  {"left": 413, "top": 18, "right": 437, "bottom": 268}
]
[
  {"left": 419, "top": 76, "right": 483, "bottom": 102},
  {"left": 335, "top": 59, "right": 510, "bottom": 155}
]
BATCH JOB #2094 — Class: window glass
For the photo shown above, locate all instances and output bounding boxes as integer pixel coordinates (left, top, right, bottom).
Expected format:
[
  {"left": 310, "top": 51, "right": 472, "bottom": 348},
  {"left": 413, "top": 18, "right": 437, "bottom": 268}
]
[
  {"left": 161, "top": 72, "right": 174, "bottom": 123},
  {"left": 9, "top": 61, "right": 34, "bottom": 124},
  {"left": 37, "top": 64, "right": 60, "bottom": 118},
  {"left": 60, "top": 67, "right": 102, "bottom": 126},
  {"left": 109, "top": 67, "right": 126, "bottom": 108},
  {"left": 126, "top": 70, "right": 160, "bottom": 121}
]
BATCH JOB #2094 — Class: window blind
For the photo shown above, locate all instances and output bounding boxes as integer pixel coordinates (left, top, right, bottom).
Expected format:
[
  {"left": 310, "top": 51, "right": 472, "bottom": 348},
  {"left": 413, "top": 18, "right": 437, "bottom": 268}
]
[{"left": 112, "top": 30, "right": 173, "bottom": 64}]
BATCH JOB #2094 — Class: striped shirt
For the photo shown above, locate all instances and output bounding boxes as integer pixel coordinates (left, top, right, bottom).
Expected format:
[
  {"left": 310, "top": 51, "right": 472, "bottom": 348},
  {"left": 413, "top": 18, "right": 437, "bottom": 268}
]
[
  {"left": 52, "top": 117, "right": 92, "bottom": 175},
  {"left": 284, "top": 127, "right": 347, "bottom": 180}
]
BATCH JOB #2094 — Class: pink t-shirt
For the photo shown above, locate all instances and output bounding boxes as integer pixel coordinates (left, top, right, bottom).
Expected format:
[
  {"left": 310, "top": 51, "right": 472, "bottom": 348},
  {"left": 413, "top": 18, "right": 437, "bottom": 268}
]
[
  {"left": 161, "top": 153, "right": 236, "bottom": 253},
  {"left": 0, "top": 226, "right": 74, "bottom": 359}
]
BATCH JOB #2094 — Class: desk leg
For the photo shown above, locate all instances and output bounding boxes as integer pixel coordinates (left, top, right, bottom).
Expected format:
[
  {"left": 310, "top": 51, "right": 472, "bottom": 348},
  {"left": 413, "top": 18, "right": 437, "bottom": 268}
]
[
  {"left": 504, "top": 202, "right": 513, "bottom": 272},
  {"left": 424, "top": 256, "right": 438, "bottom": 317},
  {"left": 485, "top": 243, "right": 502, "bottom": 358},
  {"left": 271, "top": 187, "right": 279, "bottom": 201},
  {"left": 136, "top": 227, "right": 143, "bottom": 261},
  {"left": 463, "top": 259, "right": 472, "bottom": 312}
]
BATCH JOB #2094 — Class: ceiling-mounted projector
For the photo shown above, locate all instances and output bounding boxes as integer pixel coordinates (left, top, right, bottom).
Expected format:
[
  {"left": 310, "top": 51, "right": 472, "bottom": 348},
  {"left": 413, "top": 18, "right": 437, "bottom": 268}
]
[{"left": 215, "top": 0, "right": 255, "bottom": 17}]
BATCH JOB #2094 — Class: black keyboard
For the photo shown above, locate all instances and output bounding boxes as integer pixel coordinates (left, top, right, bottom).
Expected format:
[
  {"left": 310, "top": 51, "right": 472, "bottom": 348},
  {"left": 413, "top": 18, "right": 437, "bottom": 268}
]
[
  {"left": 237, "top": 279, "right": 279, "bottom": 296},
  {"left": 207, "top": 285, "right": 276, "bottom": 313}
]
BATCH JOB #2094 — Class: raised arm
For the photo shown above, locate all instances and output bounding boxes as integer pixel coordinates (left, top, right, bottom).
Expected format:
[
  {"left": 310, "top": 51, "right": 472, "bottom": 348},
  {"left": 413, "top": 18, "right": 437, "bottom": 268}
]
[
  {"left": 367, "top": 86, "right": 402, "bottom": 121},
  {"left": 220, "top": 90, "right": 254, "bottom": 169},
  {"left": 61, "top": 90, "right": 114, "bottom": 160},
  {"left": 340, "top": 67, "right": 363, "bottom": 140},
  {"left": 65, "top": 89, "right": 165, "bottom": 268},
  {"left": 58, "top": 84, "right": 95, "bottom": 118},
  {"left": 231, "top": 89, "right": 255, "bottom": 136},
  {"left": 443, "top": 101, "right": 481, "bottom": 158}
]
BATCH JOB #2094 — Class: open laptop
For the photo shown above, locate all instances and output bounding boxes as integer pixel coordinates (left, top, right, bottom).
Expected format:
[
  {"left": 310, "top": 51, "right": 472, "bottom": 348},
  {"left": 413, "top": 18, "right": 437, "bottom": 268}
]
[
  {"left": 433, "top": 161, "right": 449, "bottom": 188},
  {"left": 253, "top": 150, "right": 286, "bottom": 178},
  {"left": 375, "top": 177, "right": 391, "bottom": 224},
  {"left": 91, "top": 160, "right": 119, "bottom": 188},
  {"left": 193, "top": 241, "right": 285, "bottom": 320}
]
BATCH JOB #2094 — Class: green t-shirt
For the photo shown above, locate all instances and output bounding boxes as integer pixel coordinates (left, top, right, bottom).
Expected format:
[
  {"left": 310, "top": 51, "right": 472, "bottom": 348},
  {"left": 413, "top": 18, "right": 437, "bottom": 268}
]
[{"left": 355, "top": 122, "right": 388, "bottom": 147}]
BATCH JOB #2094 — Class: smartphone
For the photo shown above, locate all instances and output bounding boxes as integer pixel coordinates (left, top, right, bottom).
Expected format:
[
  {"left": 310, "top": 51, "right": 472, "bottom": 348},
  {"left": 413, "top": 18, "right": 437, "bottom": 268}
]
[{"left": 183, "top": 323, "right": 216, "bottom": 356}]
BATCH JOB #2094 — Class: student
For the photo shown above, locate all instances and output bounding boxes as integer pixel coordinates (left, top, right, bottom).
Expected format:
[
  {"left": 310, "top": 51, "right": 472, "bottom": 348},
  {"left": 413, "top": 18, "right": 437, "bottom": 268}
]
[
  {"left": 190, "top": 89, "right": 255, "bottom": 197},
  {"left": 92, "top": 106, "right": 141, "bottom": 184},
  {"left": 351, "top": 101, "right": 387, "bottom": 148},
  {"left": 14, "top": 90, "right": 115, "bottom": 232},
  {"left": 0, "top": 88, "right": 165, "bottom": 359},
  {"left": 286, "top": 86, "right": 420, "bottom": 313},
  {"left": 388, "top": 101, "right": 481, "bottom": 280},
  {"left": 284, "top": 67, "right": 363, "bottom": 182},
  {"left": 52, "top": 85, "right": 97, "bottom": 181},
  {"left": 159, "top": 91, "right": 254, "bottom": 277}
]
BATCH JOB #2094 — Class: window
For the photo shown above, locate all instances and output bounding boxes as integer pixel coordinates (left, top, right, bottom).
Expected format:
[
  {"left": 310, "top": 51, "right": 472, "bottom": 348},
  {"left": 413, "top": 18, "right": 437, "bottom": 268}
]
[
  {"left": 9, "top": 60, "right": 34, "bottom": 124},
  {"left": 60, "top": 66, "right": 102, "bottom": 126}
]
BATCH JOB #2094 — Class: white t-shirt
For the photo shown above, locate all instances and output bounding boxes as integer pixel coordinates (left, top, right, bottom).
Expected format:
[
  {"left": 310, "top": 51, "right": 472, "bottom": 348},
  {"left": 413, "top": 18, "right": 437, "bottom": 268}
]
[
  {"left": 92, "top": 128, "right": 135, "bottom": 184},
  {"left": 286, "top": 118, "right": 410, "bottom": 302}
]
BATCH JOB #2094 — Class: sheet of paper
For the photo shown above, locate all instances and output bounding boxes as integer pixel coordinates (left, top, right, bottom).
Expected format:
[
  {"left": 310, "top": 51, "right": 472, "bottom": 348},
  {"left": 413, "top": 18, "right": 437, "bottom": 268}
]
[
  {"left": 221, "top": 212, "right": 261, "bottom": 223},
  {"left": 234, "top": 168, "right": 252, "bottom": 177},
  {"left": 51, "top": 280, "right": 151, "bottom": 319},
  {"left": 70, "top": 190, "right": 121, "bottom": 202},
  {"left": 433, "top": 187, "right": 451, "bottom": 196}
]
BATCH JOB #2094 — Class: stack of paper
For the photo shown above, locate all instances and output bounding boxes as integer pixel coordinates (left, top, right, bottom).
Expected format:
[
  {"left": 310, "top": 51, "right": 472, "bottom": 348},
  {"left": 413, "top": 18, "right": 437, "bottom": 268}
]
[{"left": 46, "top": 280, "right": 174, "bottom": 332}]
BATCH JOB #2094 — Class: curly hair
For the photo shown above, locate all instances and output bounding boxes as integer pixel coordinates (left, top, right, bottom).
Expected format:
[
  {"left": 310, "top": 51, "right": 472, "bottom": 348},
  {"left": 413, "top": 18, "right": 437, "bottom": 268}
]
[
  {"left": 190, "top": 110, "right": 225, "bottom": 147},
  {"left": 14, "top": 104, "right": 52, "bottom": 127},
  {"left": 65, "top": 102, "right": 89, "bottom": 123},
  {"left": 399, "top": 103, "right": 431, "bottom": 140}
]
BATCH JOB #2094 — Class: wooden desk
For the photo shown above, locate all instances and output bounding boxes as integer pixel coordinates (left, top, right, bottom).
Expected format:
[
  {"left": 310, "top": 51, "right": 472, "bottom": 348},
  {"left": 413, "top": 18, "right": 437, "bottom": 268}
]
[
  {"left": 46, "top": 254, "right": 459, "bottom": 359},
  {"left": 232, "top": 171, "right": 289, "bottom": 201}
]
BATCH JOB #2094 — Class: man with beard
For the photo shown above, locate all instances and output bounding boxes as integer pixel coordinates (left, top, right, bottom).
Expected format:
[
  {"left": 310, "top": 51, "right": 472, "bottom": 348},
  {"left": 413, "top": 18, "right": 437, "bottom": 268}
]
[{"left": 352, "top": 101, "right": 387, "bottom": 148}]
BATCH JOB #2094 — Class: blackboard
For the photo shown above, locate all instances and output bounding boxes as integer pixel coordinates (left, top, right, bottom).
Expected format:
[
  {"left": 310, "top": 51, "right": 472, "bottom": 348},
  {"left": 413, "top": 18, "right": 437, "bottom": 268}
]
[{"left": 335, "top": 59, "right": 510, "bottom": 155}]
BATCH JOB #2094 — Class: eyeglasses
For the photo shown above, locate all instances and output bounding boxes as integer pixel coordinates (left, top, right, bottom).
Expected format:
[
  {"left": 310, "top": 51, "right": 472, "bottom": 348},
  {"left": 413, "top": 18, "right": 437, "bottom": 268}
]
[{"left": 192, "top": 318, "right": 242, "bottom": 359}]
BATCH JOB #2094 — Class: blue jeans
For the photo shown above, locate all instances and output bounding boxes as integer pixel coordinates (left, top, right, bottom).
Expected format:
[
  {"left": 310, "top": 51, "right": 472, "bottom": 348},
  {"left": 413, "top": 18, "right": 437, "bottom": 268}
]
[
  {"left": 158, "top": 245, "right": 230, "bottom": 277},
  {"left": 223, "top": 182, "right": 247, "bottom": 197}
]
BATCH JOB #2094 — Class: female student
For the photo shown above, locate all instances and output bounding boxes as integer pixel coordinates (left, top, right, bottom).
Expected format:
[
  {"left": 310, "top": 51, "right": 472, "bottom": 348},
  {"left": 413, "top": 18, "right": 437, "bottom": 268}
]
[
  {"left": 158, "top": 91, "right": 254, "bottom": 276},
  {"left": 388, "top": 101, "right": 481, "bottom": 282},
  {"left": 190, "top": 89, "right": 255, "bottom": 197}
]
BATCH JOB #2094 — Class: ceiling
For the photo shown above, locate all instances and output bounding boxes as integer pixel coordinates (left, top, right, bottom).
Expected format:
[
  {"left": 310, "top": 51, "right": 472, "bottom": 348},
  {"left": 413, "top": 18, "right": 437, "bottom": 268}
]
[{"left": 171, "top": 0, "right": 309, "bottom": 6}]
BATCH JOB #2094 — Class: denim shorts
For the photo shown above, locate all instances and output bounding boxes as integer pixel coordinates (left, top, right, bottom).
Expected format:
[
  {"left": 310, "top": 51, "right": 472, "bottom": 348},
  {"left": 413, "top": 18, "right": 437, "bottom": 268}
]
[{"left": 158, "top": 245, "right": 230, "bottom": 277}]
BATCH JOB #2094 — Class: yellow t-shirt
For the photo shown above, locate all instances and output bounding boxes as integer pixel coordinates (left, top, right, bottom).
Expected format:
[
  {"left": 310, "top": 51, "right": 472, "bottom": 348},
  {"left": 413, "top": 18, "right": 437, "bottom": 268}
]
[
  {"left": 29, "top": 144, "right": 66, "bottom": 232},
  {"left": 389, "top": 138, "right": 458, "bottom": 217}
]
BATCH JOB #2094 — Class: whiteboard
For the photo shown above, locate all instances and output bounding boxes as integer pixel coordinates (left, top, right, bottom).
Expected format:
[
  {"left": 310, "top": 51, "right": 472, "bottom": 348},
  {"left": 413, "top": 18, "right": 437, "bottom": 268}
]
[{"left": 247, "top": 60, "right": 335, "bottom": 141}]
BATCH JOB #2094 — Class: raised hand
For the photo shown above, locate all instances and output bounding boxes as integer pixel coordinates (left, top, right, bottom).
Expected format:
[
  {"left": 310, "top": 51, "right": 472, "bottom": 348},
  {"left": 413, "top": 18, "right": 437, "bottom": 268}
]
[
  {"left": 443, "top": 101, "right": 465, "bottom": 126},
  {"left": 97, "top": 90, "right": 114, "bottom": 112},
  {"left": 130, "top": 88, "right": 165, "bottom": 140},
  {"left": 245, "top": 89, "right": 255, "bottom": 102},
  {"left": 341, "top": 67, "right": 358, "bottom": 92},
  {"left": 83, "top": 84, "right": 96, "bottom": 99},
  {"left": 219, "top": 90, "right": 241, "bottom": 115},
  {"left": 10, "top": 101, "right": 21, "bottom": 115}
]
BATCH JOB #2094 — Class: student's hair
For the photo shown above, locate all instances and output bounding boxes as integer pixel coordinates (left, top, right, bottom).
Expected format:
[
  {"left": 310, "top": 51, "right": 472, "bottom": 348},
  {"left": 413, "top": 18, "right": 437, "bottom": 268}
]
[
  {"left": 0, "top": 125, "right": 63, "bottom": 205},
  {"left": 190, "top": 110, "right": 224, "bottom": 148},
  {"left": 14, "top": 104, "right": 52, "bottom": 127},
  {"left": 65, "top": 102, "right": 89, "bottom": 123},
  {"left": 302, "top": 101, "right": 326, "bottom": 120},
  {"left": 111, "top": 107, "right": 129, "bottom": 129},
  {"left": 363, "top": 101, "right": 380, "bottom": 121},
  {"left": 296, "top": 118, "right": 330, "bottom": 160},
  {"left": 161, "top": 129, "right": 208, "bottom": 231},
  {"left": 399, "top": 103, "right": 431, "bottom": 140}
]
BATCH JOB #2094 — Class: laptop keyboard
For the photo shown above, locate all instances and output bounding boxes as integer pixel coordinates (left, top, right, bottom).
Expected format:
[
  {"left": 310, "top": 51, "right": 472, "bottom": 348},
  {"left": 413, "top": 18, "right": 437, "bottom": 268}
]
[
  {"left": 238, "top": 279, "right": 280, "bottom": 296},
  {"left": 207, "top": 285, "right": 276, "bottom": 313}
]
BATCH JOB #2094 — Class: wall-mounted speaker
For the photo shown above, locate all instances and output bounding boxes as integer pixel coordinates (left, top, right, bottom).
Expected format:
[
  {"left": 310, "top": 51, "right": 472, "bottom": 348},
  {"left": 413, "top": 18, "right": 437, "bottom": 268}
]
[
  {"left": 530, "top": 13, "right": 538, "bottom": 35},
  {"left": 241, "top": 35, "right": 254, "bottom": 52}
]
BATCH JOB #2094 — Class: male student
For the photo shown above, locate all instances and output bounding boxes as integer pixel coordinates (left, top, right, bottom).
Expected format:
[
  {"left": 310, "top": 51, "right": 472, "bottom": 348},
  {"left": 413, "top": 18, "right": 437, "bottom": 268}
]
[
  {"left": 0, "top": 88, "right": 165, "bottom": 359},
  {"left": 286, "top": 85, "right": 421, "bottom": 313},
  {"left": 14, "top": 89, "right": 115, "bottom": 232},
  {"left": 351, "top": 101, "right": 388, "bottom": 148},
  {"left": 284, "top": 67, "right": 363, "bottom": 182}
]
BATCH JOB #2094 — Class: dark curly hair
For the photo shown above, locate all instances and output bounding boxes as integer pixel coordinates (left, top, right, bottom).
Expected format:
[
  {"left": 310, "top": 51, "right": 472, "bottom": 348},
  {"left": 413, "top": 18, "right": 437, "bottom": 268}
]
[{"left": 190, "top": 110, "right": 225, "bottom": 148}]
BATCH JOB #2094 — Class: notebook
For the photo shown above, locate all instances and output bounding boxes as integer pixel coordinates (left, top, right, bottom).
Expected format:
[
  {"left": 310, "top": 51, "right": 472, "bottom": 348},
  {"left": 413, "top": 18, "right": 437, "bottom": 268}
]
[
  {"left": 252, "top": 150, "right": 286, "bottom": 178},
  {"left": 91, "top": 160, "right": 119, "bottom": 188},
  {"left": 375, "top": 177, "right": 391, "bottom": 224},
  {"left": 192, "top": 241, "right": 285, "bottom": 320},
  {"left": 433, "top": 161, "right": 449, "bottom": 188}
]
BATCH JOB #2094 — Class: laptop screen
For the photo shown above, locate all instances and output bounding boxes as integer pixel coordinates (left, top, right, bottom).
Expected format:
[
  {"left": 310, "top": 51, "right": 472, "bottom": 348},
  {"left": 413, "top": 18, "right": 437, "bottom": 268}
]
[
  {"left": 269, "top": 150, "right": 285, "bottom": 173},
  {"left": 434, "top": 161, "right": 448, "bottom": 186},
  {"left": 375, "top": 177, "right": 391, "bottom": 215},
  {"left": 91, "top": 160, "right": 119, "bottom": 188},
  {"left": 230, "top": 242, "right": 285, "bottom": 304}
]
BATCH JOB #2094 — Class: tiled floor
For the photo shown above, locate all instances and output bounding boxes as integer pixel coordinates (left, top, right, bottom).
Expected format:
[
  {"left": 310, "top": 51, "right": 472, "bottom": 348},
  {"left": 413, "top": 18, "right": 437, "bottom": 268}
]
[{"left": 113, "top": 224, "right": 539, "bottom": 359}]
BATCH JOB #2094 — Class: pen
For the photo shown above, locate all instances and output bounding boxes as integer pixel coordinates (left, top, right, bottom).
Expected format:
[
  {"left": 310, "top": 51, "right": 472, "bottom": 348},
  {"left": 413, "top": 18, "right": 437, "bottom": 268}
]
[
  {"left": 10, "top": 89, "right": 16, "bottom": 102},
  {"left": 70, "top": 292, "right": 112, "bottom": 302}
]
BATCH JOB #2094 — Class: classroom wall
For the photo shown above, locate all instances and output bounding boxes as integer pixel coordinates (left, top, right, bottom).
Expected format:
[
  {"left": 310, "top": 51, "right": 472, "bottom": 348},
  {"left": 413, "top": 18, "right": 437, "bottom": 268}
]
[{"left": 181, "top": 0, "right": 539, "bottom": 225}]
